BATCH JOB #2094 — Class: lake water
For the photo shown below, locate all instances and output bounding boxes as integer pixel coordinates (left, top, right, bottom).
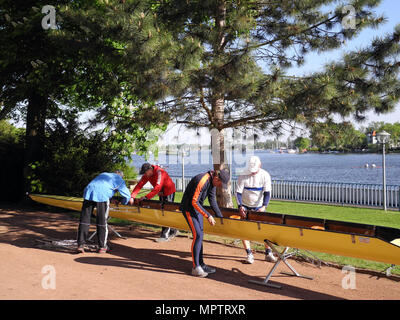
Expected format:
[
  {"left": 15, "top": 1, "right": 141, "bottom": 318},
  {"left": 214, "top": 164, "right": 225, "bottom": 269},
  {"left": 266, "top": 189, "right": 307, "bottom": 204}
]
[{"left": 130, "top": 151, "right": 400, "bottom": 186}]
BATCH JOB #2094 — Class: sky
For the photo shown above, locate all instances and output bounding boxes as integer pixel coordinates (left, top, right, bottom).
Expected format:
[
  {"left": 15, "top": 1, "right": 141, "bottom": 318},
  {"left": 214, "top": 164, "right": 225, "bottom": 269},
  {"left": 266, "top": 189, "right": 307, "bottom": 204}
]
[{"left": 167, "top": 0, "right": 400, "bottom": 145}]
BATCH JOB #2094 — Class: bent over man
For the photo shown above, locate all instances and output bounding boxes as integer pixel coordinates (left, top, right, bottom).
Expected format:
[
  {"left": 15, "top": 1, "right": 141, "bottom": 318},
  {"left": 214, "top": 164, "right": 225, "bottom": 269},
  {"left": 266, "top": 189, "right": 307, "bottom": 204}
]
[
  {"left": 179, "top": 169, "right": 229, "bottom": 278},
  {"left": 130, "top": 163, "right": 177, "bottom": 242},
  {"left": 77, "top": 170, "right": 132, "bottom": 254}
]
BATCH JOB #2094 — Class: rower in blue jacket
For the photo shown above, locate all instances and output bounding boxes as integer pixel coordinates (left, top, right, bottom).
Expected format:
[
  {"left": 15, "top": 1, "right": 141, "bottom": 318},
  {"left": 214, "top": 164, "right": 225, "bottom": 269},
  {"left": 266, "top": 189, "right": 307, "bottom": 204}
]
[{"left": 77, "top": 170, "right": 132, "bottom": 254}]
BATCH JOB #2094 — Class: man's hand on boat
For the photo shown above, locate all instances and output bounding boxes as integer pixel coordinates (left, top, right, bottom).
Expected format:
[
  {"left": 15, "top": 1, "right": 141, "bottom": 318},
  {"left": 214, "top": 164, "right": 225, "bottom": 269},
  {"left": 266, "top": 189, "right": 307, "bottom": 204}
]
[
  {"left": 239, "top": 206, "right": 246, "bottom": 218},
  {"left": 239, "top": 205, "right": 265, "bottom": 218},
  {"left": 208, "top": 215, "right": 216, "bottom": 226},
  {"left": 128, "top": 197, "right": 145, "bottom": 206}
]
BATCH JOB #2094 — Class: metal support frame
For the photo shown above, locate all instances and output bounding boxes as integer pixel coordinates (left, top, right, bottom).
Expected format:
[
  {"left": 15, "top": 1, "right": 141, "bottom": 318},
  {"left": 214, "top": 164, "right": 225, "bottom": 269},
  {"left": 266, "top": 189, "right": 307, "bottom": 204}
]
[
  {"left": 290, "top": 248, "right": 329, "bottom": 268},
  {"left": 248, "top": 239, "right": 314, "bottom": 289},
  {"left": 88, "top": 217, "right": 127, "bottom": 241},
  {"left": 87, "top": 204, "right": 142, "bottom": 242},
  {"left": 384, "top": 264, "right": 396, "bottom": 277}
]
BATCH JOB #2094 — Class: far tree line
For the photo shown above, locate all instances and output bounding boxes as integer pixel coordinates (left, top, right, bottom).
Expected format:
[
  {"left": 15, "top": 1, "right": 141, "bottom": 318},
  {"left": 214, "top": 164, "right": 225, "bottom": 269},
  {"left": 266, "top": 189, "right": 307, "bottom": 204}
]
[{"left": 254, "top": 121, "right": 400, "bottom": 152}]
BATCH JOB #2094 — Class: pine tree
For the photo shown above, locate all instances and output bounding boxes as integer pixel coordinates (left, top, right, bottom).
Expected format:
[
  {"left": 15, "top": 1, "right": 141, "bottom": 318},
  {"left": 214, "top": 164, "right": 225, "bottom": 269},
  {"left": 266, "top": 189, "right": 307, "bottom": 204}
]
[{"left": 152, "top": 0, "right": 400, "bottom": 207}]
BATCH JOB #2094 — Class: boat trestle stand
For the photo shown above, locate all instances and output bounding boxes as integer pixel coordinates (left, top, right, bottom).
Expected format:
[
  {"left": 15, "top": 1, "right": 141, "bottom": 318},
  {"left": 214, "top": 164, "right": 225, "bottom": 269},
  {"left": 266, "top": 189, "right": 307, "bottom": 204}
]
[
  {"left": 384, "top": 264, "right": 396, "bottom": 277},
  {"left": 249, "top": 239, "right": 314, "bottom": 289},
  {"left": 88, "top": 217, "right": 127, "bottom": 241}
]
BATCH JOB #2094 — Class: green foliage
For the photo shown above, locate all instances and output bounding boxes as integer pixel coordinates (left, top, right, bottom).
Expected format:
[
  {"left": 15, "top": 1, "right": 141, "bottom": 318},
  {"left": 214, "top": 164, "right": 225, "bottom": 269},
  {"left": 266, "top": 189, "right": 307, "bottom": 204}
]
[
  {"left": 0, "top": 120, "right": 24, "bottom": 145},
  {"left": 0, "top": 0, "right": 170, "bottom": 120},
  {"left": 1, "top": 0, "right": 173, "bottom": 197},
  {"left": 365, "top": 121, "right": 400, "bottom": 147},
  {"left": 0, "top": 120, "right": 25, "bottom": 201},
  {"left": 27, "top": 161, "right": 44, "bottom": 193},
  {"left": 310, "top": 121, "right": 367, "bottom": 151},
  {"left": 0, "top": 0, "right": 175, "bottom": 140},
  {"left": 25, "top": 112, "right": 137, "bottom": 196},
  {"left": 92, "top": 96, "right": 168, "bottom": 161},
  {"left": 294, "top": 137, "right": 311, "bottom": 151}
]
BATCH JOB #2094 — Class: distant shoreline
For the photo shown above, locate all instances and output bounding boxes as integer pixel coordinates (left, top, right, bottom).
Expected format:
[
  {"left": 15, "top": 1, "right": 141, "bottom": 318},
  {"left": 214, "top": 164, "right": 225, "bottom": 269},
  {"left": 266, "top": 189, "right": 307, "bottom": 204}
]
[{"left": 153, "top": 149, "right": 400, "bottom": 155}]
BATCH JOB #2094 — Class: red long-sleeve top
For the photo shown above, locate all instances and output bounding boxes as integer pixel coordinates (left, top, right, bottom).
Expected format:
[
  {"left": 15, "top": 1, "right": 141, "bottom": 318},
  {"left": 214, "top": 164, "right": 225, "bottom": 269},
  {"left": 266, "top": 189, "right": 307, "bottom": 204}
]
[{"left": 131, "top": 165, "right": 176, "bottom": 200}]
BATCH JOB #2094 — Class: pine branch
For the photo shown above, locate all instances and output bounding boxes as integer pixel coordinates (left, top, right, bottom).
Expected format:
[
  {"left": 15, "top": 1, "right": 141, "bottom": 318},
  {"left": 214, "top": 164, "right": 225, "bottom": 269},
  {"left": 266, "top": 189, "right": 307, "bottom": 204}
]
[
  {"left": 221, "top": 113, "right": 281, "bottom": 129},
  {"left": 176, "top": 120, "right": 208, "bottom": 127},
  {"left": 239, "top": 13, "right": 340, "bottom": 53},
  {"left": 0, "top": 102, "right": 14, "bottom": 120},
  {"left": 200, "top": 87, "right": 213, "bottom": 123}
]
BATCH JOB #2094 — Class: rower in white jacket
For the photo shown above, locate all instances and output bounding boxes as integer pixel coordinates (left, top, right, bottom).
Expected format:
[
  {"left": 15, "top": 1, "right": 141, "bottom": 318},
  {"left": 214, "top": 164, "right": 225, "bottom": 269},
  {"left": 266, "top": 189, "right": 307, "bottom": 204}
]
[{"left": 236, "top": 156, "right": 277, "bottom": 264}]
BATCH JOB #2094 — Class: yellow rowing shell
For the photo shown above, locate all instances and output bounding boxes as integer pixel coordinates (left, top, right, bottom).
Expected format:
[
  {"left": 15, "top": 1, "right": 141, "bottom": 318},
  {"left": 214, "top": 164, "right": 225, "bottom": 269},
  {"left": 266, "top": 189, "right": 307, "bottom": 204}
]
[{"left": 29, "top": 194, "right": 400, "bottom": 266}]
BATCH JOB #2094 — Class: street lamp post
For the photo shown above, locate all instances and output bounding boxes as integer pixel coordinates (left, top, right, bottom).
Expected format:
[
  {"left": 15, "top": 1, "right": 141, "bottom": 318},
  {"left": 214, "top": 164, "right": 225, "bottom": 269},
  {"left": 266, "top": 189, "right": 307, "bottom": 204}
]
[
  {"left": 179, "top": 147, "right": 189, "bottom": 192},
  {"left": 376, "top": 130, "right": 391, "bottom": 211},
  {"left": 181, "top": 149, "right": 185, "bottom": 191}
]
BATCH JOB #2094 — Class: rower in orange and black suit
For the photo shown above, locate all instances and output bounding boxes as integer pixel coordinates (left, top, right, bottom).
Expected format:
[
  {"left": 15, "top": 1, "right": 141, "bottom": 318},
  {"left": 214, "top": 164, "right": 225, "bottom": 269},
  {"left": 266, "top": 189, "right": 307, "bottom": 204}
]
[{"left": 179, "top": 169, "right": 230, "bottom": 278}]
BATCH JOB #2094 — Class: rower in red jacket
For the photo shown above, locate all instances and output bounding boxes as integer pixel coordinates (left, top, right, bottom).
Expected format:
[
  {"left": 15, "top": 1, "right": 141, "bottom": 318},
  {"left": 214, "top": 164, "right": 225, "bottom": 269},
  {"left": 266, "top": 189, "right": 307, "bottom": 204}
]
[{"left": 130, "top": 163, "right": 178, "bottom": 242}]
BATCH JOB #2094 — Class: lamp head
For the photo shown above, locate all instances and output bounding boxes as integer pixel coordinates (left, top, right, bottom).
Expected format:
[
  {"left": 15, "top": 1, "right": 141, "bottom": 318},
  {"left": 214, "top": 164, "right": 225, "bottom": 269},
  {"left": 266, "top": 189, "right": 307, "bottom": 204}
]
[{"left": 377, "top": 130, "right": 391, "bottom": 144}]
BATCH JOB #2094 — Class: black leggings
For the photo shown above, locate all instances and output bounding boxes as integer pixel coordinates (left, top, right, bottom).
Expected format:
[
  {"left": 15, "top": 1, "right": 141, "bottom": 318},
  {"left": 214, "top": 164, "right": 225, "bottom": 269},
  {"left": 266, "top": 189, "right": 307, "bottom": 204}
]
[
  {"left": 77, "top": 199, "right": 109, "bottom": 248},
  {"left": 160, "top": 193, "right": 176, "bottom": 237}
]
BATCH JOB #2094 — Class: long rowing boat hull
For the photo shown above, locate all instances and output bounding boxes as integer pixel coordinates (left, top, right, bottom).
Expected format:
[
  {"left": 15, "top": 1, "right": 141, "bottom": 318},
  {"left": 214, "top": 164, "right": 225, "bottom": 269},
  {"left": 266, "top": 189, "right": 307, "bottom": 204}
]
[{"left": 29, "top": 194, "right": 400, "bottom": 265}]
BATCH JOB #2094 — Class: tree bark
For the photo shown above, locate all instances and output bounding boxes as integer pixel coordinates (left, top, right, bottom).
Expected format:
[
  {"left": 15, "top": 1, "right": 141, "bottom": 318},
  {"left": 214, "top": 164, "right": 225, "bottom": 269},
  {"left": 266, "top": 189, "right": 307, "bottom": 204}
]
[
  {"left": 210, "top": 0, "right": 234, "bottom": 208},
  {"left": 211, "top": 96, "right": 233, "bottom": 208},
  {"left": 23, "top": 92, "right": 48, "bottom": 196}
]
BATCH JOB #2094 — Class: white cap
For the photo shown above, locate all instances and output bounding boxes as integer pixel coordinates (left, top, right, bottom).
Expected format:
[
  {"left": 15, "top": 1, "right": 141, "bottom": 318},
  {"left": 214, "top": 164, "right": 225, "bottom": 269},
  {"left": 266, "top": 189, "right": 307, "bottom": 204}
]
[{"left": 247, "top": 156, "right": 261, "bottom": 173}]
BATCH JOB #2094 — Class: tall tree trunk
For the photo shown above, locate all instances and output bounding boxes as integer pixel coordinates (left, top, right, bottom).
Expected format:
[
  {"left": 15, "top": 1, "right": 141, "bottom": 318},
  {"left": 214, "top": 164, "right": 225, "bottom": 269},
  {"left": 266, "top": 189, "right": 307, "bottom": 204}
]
[
  {"left": 211, "top": 0, "right": 233, "bottom": 208},
  {"left": 211, "top": 96, "right": 233, "bottom": 208},
  {"left": 23, "top": 92, "right": 48, "bottom": 196}
]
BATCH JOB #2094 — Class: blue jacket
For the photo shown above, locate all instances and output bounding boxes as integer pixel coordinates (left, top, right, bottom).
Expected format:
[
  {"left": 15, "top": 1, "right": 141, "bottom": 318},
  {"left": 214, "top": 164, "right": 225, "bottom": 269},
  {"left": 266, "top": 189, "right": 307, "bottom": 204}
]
[{"left": 83, "top": 172, "right": 131, "bottom": 204}]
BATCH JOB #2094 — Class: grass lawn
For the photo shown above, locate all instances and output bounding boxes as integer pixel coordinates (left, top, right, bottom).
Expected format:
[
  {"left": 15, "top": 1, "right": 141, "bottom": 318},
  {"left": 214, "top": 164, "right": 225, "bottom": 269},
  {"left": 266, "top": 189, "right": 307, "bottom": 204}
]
[
  {"left": 108, "top": 190, "right": 400, "bottom": 276},
  {"left": 268, "top": 201, "right": 400, "bottom": 228},
  {"left": 171, "top": 190, "right": 400, "bottom": 228}
]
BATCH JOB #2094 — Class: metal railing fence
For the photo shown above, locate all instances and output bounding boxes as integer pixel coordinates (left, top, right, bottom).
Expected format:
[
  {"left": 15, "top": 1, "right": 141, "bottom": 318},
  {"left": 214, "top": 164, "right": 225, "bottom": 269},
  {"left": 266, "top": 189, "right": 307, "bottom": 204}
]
[{"left": 170, "top": 176, "right": 400, "bottom": 210}]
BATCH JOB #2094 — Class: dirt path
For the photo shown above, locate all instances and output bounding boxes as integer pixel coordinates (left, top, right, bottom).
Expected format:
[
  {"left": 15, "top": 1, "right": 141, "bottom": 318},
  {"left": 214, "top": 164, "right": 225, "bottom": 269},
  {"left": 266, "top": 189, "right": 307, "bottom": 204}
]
[{"left": 0, "top": 204, "right": 399, "bottom": 300}]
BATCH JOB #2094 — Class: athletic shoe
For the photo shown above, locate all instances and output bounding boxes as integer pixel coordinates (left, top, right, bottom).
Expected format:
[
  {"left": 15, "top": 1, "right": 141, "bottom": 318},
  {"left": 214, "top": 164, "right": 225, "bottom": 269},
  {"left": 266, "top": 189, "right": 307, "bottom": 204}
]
[
  {"left": 155, "top": 236, "right": 169, "bottom": 243},
  {"left": 98, "top": 247, "right": 109, "bottom": 254},
  {"left": 191, "top": 266, "right": 208, "bottom": 278},
  {"left": 167, "top": 230, "right": 179, "bottom": 240},
  {"left": 265, "top": 251, "right": 278, "bottom": 263},
  {"left": 201, "top": 264, "right": 216, "bottom": 274},
  {"left": 76, "top": 246, "right": 85, "bottom": 254},
  {"left": 245, "top": 253, "right": 254, "bottom": 264}
]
